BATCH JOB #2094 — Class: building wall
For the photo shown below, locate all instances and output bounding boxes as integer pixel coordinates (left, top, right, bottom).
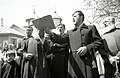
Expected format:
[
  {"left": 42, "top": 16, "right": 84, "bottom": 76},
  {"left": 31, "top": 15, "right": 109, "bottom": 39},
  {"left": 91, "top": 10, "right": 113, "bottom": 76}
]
[
  {"left": 0, "top": 35, "right": 9, "bottom": 50},
  {"left": 0, "top": 34, "right": 24, "bottom": 50}
]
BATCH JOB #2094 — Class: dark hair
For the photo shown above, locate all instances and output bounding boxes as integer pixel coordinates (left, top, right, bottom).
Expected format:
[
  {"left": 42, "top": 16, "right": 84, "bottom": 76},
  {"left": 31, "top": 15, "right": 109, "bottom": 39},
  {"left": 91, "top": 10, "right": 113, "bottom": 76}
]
[
  {"left": 72, "top": 10, "right": 84, "bottom": 22},
  {"left": 57, "top": 23, "right": 66, "bottom": 29},
  {"left": 24, "top": 26, "right": 33, "bottom": 31}
]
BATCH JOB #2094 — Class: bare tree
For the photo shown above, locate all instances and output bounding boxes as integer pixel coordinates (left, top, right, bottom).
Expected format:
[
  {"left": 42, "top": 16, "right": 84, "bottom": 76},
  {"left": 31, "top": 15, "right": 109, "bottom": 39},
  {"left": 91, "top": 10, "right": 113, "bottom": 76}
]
[{"left": 81, "top": 0, "right": 120, "bottom": 26}]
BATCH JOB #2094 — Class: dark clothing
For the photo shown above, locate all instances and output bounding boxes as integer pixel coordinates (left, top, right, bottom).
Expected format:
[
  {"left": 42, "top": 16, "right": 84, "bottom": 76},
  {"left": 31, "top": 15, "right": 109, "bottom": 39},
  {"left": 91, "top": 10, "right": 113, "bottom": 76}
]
[
  {"left": 17, "top": 37, "right": 50, "bottom": 78},
  {"left": 50, "top": 34, "right": 69, "bottom": 78},
  {"left": 37, "top": 39, "right": 51, "bottom": 78},
  {"left": 17, "top": 37, "right": 38, "bottom": 78},
  {"left": 1, "top": 60, "right": 20, "bottom": 78},
  {"left": 50, "top": 24, "right": 103, "bottom": 78}
]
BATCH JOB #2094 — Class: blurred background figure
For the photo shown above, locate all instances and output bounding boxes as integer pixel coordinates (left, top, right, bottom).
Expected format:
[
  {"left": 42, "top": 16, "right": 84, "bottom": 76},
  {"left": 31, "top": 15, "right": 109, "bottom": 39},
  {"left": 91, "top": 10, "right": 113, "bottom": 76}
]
[
  {"left": 36, "top": 29, "right": 51, "bottom": 78},
  {"left": 100, "top": 16, "right": 120, "bottom": 78},
  {"left": 1, "top": 50, "right": 20, "bottom": 78}
]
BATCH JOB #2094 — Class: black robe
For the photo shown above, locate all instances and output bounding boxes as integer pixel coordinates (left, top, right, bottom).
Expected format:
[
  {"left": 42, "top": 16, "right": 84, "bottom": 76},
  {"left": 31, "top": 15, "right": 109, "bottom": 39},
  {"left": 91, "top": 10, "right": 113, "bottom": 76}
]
[
  {"left": 17, "top": 37, "right": 50, "bottom": 78},
  {"left": 50, "top": 33, "right": 69, "bottom": 78},
  {"left": 1, "top": 60, "right": 20, "bottom": 78},
  {"left": 36, "top": 39, "right": 51, "bottom": 78}
]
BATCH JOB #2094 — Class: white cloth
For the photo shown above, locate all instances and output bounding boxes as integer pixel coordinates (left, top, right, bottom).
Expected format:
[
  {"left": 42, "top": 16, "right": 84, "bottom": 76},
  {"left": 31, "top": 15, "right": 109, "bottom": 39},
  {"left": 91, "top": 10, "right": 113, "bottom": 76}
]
[{"left": 95, "top": 51, "right": 105, "bottom": 75}]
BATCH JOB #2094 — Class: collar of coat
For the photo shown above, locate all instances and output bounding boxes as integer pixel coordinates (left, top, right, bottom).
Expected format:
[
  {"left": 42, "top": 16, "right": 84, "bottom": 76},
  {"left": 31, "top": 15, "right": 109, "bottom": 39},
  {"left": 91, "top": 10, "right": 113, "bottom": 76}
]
[
  {"left": 23, "top": 36, "right": 33, "bottom": 40},
  {"left": 103, "top": 27, "right": 120, "bottom": 35},
  {"left": 72, "top": 23, "right": 88, "bottom": 31}
]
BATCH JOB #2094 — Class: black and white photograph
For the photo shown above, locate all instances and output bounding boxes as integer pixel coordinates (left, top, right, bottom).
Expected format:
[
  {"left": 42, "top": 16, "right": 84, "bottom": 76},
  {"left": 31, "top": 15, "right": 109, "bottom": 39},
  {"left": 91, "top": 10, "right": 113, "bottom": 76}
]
[{"left": 0, "top": 0, "right": 120, "bottom": 78}]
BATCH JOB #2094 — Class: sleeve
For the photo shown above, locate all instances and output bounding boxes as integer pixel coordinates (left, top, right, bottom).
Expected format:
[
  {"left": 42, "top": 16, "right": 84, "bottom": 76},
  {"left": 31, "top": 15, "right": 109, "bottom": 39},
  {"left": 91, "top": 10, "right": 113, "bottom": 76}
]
[
  {"left": 17, "top": 40, "right": 27, "bottom": 57},
  {"left": 15, "top": 62, "right": 20, "bottom": 78},
  {"left": 86, "top": 25, "right": 103, "bottom": 54},
  {"left": 50, "top": 32, "right": 69, "bottom": 45}
]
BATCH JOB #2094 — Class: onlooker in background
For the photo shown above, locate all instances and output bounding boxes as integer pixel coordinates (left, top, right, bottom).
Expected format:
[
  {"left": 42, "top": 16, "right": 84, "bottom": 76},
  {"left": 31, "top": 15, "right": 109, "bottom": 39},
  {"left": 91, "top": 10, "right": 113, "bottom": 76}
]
[
  {"left": 17, "top": 26, "right": 39, "bottom": 78},
  {"left": 101, "top": 16, "right": 120, "bottom": 78},
  {"left": 50, "top": 23, "right": 69, "bottom": 78},
  {"left": 1, "top": 50, "right": 20, "bottom": 78},
  {"left": 35, "top": 29, "right": 51, "bottom": 78},
  {"left": 45, "top": 10, "right": 103, "bottom": 78}
]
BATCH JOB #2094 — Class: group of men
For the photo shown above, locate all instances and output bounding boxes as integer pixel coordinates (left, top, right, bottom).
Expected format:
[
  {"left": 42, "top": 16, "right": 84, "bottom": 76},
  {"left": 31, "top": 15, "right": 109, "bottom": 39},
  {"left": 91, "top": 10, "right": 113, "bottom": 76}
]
[{"left": 1, "top": 10, "right": 120, "bottom": 78}]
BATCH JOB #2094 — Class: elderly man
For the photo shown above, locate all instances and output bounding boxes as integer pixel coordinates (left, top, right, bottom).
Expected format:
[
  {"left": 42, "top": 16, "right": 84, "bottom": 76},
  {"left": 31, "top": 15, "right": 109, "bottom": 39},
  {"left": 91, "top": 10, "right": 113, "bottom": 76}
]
[
  {"left": 101, "top": 16, "right": 120, "bottom": 78},
  {"left": 45, "top": 10, "right": 103, "bottom": 78}
]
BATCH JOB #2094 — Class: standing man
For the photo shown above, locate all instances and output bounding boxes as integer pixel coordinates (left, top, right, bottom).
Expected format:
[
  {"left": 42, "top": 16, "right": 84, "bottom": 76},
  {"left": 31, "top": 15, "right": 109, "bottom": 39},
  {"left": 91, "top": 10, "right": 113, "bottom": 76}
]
[
  {"left": 36, "top": 29, "right": 51, "bottom": 78},
  {"left": 17, "top": 26, "right": 38, "bottom": 78},
  {"left": 45, "top": 10, "right": 103, "bottom": 78},
  {"left": 50, "top": 23, "right": 69, "bottom": 78}
]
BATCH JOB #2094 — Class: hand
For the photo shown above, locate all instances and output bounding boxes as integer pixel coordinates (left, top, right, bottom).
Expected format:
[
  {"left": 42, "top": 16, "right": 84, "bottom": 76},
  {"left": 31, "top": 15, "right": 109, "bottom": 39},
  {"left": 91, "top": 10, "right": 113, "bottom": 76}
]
[
  {"left": 77, "top": 46, "right": 87, "bottom": 56},
  {"left": 44, "top": 28, "right": 53, "bottom": 34},
  {"left": 14, "top": 55, "right": 20, "bottom": 60},
  {"left": 26, "top": 53, "right": 33, "bottom": 60},
  {"left": 109, "top": 56, "right": 119, "bottom": 66},
  {"left": 46, "top": 53, "right": 55, "bottom": 59}
]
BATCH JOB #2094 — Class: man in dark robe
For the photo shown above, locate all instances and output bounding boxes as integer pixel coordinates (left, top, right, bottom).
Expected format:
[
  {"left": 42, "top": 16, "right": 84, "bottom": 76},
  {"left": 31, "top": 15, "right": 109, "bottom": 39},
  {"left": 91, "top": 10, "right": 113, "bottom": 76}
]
[
  {"left": 36, "top": 29, "right": 51, "bottom": 78},
  {"left": 50, "top": 23, "right": 69, "bottom": 78},
  {"left": 17, "top": 26, "right": 39, "bottom": 78},
  {"left": 45, "top": 10, "right": 103, "bottom": 78}
]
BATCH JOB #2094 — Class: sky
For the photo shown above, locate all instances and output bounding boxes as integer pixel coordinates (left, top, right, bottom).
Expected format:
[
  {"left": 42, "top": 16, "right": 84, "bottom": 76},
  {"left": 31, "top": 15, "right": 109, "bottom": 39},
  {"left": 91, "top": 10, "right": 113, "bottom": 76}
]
[{"left": 0, "top": 0, "right": 86, "bottom": 30}]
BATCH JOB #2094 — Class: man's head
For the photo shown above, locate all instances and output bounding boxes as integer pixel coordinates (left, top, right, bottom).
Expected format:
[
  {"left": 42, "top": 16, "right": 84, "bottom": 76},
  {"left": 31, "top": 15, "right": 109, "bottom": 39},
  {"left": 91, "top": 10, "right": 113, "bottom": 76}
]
[
  {"left": 57, "top": 23, "right": 66, "bottom": 35},
  {"left": 72, "top": 10, "right": 84, "bottom": 27},
  {"left": 38, "top": 29, "right": 45, "bottom": 39},
  {"left": 25, "top": 26, "right": 33, "bottom": 37},
  {"left": 6, "top": 51, "right": 15, "bottom": 62},
  {"left": 103, "top": 16, "right": 115, "bottom": 27}
]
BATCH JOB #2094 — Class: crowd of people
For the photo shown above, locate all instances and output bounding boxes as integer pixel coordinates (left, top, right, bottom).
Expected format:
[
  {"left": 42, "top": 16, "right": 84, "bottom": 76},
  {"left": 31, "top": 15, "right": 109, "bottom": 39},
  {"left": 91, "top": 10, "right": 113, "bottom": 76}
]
[{"left": 0, "top": 10, "right": 120, "bottom": 78}]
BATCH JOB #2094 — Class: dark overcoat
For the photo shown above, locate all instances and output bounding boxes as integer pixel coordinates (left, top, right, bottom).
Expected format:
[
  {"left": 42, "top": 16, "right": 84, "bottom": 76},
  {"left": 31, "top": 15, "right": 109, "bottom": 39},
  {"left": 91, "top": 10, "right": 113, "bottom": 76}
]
[
  {"left": 17, "top": 37, "right": 38, "bottom": 78},
  {"left": 51, "top": 24, "right": 102, "bottom": 78},
  {"left": 1, "top": 60, "right": 20, "bottom": 78},
  {"left": 36, "top": 39, "right": 50, "bottom": 78},
  {"left": 18, "top": 36, "right": 51, "bottom": 78},
  {"left": 50, "top": 33, "right": 69, "bottom": 78}
]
